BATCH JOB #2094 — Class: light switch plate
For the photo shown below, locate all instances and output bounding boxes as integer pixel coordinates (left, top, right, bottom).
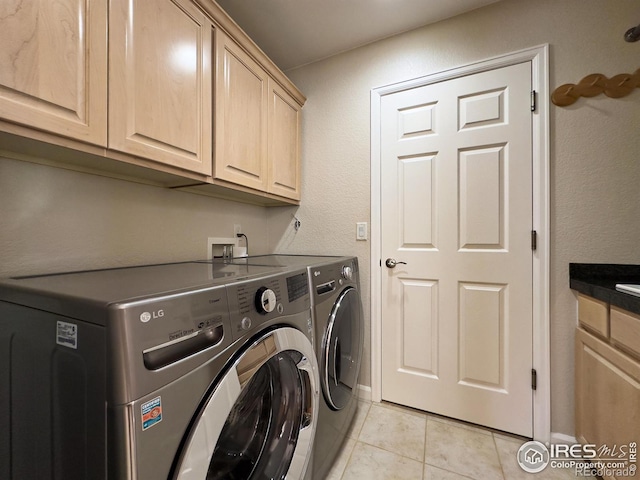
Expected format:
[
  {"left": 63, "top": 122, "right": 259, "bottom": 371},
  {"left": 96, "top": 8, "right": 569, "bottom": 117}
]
[{"left": 356, "top": 222, "right": 368, "bottom": 241}]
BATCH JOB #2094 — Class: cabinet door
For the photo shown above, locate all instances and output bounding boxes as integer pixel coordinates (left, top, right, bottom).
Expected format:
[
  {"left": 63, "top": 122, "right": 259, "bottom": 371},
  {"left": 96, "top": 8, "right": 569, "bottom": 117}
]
[
  {"left": 575, "top": 327, "right": 640, "bottom": 478},
  {"left": 214, "top": 31, "right": 268, "bottom": 191},
  {"left": 0, "top": 0, "right": 107, "bottom": 145},
  {"left": 268, "top": 79, "right": 302, "bottom": 200},
  {"left": 109, "top": 0, "right": 213, "bottom": 175}
]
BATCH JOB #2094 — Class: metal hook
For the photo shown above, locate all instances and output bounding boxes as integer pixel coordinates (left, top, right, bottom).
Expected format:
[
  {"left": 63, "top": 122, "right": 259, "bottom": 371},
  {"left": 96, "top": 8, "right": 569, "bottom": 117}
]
[{"left": 624, "top": 24, "right": 640, "bottom": 42}]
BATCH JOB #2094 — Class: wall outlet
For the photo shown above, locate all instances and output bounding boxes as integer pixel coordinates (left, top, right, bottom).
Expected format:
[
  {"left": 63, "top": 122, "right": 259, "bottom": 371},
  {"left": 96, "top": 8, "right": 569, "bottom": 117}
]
[
  {"left": 207, "top": 237, "right": 238, "bottom": 260},
  {"left": 234, "top": 224, "right": 242, "bottom": 236}
]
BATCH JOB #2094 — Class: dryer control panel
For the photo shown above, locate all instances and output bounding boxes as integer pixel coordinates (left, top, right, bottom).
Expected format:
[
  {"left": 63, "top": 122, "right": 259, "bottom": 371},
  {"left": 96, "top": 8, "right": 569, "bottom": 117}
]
[{"left": 309, "top": 258, "right": 359, "bottom": 300}]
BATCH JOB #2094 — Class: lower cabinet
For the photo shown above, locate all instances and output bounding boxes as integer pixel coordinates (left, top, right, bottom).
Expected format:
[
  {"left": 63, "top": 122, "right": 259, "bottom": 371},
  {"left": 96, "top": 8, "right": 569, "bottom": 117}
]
[{"left": 575, "top": 327, "right": 640, "bottom": 480}]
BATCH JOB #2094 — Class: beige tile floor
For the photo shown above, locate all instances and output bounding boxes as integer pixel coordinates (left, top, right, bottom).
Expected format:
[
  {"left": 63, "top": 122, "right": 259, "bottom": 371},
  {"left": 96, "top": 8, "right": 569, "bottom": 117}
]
[{"left": 325, "top": 401, "right": 577, "bottom": 480}]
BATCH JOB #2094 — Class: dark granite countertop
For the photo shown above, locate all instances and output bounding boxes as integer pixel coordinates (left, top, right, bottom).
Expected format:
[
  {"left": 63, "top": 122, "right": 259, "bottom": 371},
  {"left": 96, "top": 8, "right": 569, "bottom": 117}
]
[{"left": 570, "top": 263, "right": 640, "bottom": 316}]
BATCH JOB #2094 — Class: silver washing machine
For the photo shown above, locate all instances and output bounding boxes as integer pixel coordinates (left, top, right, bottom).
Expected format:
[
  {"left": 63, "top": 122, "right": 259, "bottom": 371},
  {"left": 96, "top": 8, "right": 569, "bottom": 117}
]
[
  {"left": 0, "top": 261, "right": 319, "bottom": 480},
  {"left": 218, "top": 255, "right": 365, "bottom": 478},
  {"left": 307, "top": 257, "right": 363, "bottom": 479}
]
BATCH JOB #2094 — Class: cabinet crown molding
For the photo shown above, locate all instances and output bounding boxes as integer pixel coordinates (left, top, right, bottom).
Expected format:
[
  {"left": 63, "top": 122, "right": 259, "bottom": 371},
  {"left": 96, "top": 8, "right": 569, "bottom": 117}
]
[{"left": 193, "top": 0, "right": 306, "bottom": 106}]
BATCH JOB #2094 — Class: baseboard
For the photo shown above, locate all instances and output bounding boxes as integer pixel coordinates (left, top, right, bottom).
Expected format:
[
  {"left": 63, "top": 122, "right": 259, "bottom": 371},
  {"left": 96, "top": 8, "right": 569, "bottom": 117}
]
[
  {"left": 356, "top": 384, "right": 372, "bottom": 402},
  {"left": 550, "top": 432, "right": 577, "bottom": 445}
]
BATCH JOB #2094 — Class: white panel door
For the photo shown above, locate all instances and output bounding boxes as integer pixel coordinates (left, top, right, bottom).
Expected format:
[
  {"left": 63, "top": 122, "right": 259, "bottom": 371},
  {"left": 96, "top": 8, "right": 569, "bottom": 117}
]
[{"left": 380, "top": 62, "right": 533, "bottom": 436}]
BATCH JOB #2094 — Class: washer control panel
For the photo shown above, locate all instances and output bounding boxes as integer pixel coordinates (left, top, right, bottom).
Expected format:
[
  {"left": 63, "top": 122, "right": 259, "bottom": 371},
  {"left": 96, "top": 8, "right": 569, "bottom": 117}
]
[{"left": 227, "top": 269, "right": 310, "bottom": 340}]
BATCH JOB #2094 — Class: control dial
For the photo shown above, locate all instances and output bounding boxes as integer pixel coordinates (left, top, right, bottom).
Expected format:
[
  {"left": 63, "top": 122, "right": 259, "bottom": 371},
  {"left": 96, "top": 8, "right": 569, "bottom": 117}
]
[
  {"left": 255, "top": 287, "right": 277, "bottom": 314},
  {"left": 341, "top": 265, "right": 353, "bottom": 281}
]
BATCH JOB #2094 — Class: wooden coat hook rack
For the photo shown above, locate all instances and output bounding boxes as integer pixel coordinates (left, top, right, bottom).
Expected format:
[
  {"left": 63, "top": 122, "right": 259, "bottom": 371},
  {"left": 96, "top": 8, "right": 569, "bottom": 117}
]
[{"left": 551, "top": 68, "right": 640, "bottom": 106}]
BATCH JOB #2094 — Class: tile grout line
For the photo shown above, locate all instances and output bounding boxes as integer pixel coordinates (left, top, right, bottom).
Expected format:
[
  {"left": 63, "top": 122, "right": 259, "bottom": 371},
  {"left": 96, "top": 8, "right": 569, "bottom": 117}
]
[
  {"left": 423, "top": 414, "right": 428, "bottom": 480},
  {"left": 336, "top": 440, "right": 357, "bottom": 480},
  {"left": 423, "top": 417, "right": 478, "bottom": 480},
  {"left": 492, "top": 432, "right": 508, "bottom": 480},
  {"left": 346, "top": 401, "right": 519, "bottom": 479},
  {"left": 354, "top": 403, "right": 430, "bottom": 474},
  {"left": 336, "top": 401, "right": 373, "bottom": 479}
]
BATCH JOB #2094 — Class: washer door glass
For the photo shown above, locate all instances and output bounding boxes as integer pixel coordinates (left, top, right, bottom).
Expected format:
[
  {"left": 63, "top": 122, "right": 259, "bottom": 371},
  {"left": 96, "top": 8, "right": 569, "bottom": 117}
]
[
  {"left": 174, "top": 327, "right": 318, "bottom": 480},
  {"left": 322, "top": 287, "right": 363, "bottom": 410},
  {"left": 207, "top": 350, "right": 302, "bottom": 479}
]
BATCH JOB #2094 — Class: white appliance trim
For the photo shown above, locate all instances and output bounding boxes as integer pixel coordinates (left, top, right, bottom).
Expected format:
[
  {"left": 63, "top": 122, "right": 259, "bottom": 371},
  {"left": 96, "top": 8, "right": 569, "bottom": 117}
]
[{"left": 369, "top": 44, "right": 551, "bottom": 442}]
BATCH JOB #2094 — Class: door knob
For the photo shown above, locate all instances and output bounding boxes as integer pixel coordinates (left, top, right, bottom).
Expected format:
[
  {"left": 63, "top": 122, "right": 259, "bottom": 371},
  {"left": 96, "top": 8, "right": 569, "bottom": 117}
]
[{"left": 385, "top": 258, "right": 407, "bottom": 268}]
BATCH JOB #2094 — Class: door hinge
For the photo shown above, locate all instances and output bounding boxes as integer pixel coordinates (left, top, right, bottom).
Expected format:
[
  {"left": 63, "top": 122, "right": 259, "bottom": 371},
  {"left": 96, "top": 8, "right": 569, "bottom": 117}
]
[
  {"left": 531, "top": 230, "right": 537, "bottom": 251},
  {"left": 531, "top": 90, "right": 537, "bottom": 112},
  {"left": 531, "top": 368, "right": 537, "bottom": 390}
]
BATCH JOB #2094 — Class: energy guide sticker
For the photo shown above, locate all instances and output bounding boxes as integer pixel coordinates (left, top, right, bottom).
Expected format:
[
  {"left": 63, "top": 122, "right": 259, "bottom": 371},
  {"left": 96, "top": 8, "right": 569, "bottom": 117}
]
[
  {"left": 141, "top": 396, "right": 163, "bottom": 431},
  {"left": 56, "top": 321, "right": 78, "bottom": 349}
]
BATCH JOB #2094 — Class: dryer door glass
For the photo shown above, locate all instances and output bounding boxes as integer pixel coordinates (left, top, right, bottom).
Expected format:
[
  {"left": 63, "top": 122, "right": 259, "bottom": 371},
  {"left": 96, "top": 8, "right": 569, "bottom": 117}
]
[{"left": 322, "top": 287, "right": 363, "bottom": 410}]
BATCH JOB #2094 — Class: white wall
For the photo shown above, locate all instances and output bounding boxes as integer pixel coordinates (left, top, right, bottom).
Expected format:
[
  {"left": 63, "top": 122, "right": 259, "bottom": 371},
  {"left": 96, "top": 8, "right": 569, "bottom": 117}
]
[
  {"left": 0, "top": 156, "right": 271, "bottom": 277},
  {"left": 269, "top": 0, "right": 640, "bottom": 436}
]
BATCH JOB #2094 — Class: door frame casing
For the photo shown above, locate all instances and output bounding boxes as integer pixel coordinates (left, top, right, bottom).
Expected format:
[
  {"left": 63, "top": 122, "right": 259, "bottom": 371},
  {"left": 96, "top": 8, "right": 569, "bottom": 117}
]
[{"left": 370, "top": 45, "right": 550, "bottom": 441}]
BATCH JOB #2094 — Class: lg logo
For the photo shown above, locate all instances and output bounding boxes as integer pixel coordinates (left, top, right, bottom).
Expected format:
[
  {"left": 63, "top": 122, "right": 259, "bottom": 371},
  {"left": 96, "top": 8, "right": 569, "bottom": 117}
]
[{"left": 140, "top": 310, "right": 165, "bottom": 323}]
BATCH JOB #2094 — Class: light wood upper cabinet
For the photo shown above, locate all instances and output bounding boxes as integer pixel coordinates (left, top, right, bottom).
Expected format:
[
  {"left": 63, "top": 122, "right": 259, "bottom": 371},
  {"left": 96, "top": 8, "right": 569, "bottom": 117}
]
[
  {"left": 0, "top": 0, "right": 107, "bottom": 145},
  {"left": 0, "top": 0, "right": 305, "bottom": 204},
  {"left": 213, "top": 31, "right": 269, "bottom": 191},
  {"left": 268, "top": 79, "right": 301, "bottom": 201},
  {"left": 212, "top": 30, "right": 303, "bottom": 201},
  {"left": 109, "top": 0, "right": 213, "bottom": 175}
]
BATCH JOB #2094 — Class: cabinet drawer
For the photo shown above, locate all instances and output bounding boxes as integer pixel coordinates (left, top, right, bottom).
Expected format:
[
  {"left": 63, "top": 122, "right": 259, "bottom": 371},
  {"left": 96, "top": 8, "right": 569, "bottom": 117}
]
[
  {"left": 577, "top": 294, "right": 609, "bottom": 338},
  {"left": 611, "top": 306, "right": 640, "bottom": 360}
]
